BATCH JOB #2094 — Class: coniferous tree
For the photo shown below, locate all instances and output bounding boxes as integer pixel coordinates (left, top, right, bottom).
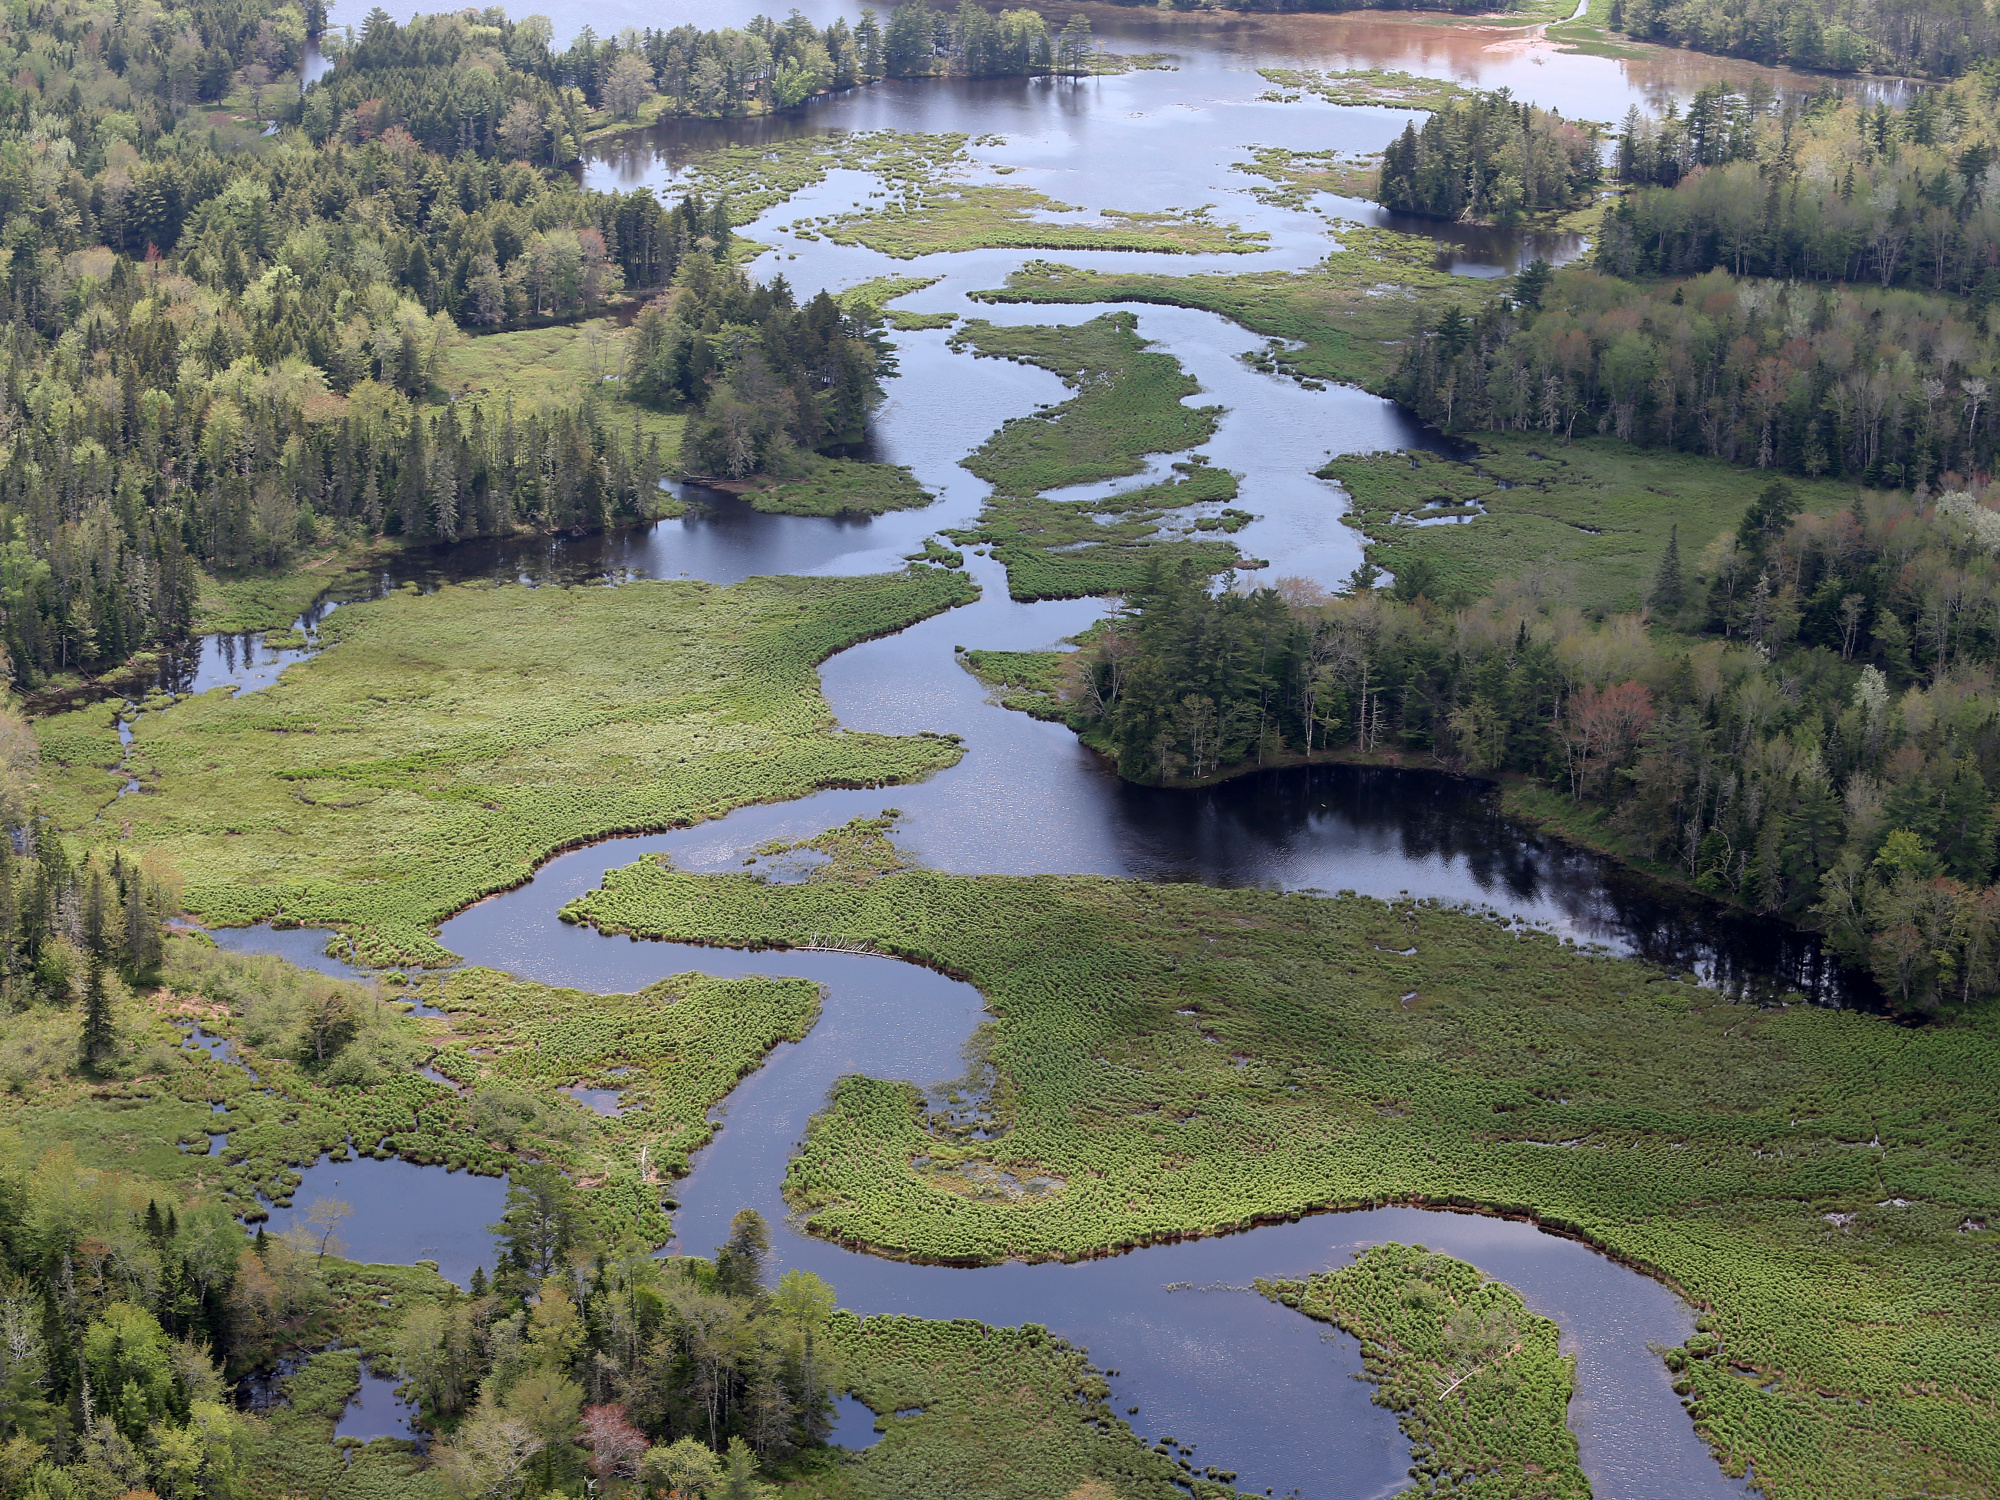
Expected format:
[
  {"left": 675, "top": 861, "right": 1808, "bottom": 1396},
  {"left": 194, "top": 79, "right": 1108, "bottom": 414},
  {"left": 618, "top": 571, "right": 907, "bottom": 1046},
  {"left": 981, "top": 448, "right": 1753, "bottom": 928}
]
[
  {"left": 1648, "top": 525, "right": 1685, "bottom": 615},
  {"left": 78, "top": 951, "right": 113, "bottom": 1071}
]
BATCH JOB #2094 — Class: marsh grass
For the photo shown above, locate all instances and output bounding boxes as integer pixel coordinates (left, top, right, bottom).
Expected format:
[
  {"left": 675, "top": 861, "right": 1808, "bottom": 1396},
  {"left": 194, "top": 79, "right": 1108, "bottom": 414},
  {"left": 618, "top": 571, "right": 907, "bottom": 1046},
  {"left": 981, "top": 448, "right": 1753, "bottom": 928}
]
[
  {"left": 838, "top": 275, "right": 956, "bottom": 331},
  {"left": 945, "top": 316, "right": 1244, "bottom": 599},
  {"left": 566, "top": 847, "right": 2000, "bottom": 1498},
  {"left": 822, "top": 187, "right": 1269, "bottom": 261},
  {"left": 41, "top": 569, "right": 976, "bottom": 964},
  {"left": 736, "top": 457, "right": 935, "bottom": 517},
  {"left": 437, "top": 315, "right": 690, "bottom": 459},
  {"left": 824, "top": 1311, "right": 1220, "bottom": 1500},
  {"left": 1255, "top": 67, "right": 1477, "bottom": 111},
  {"left": 1326, "top": 438, "right": 1866, "bottom": 614},
  {"left": 1263, "top": 1244, "right": 1589, "bottom": 1497},
  {"left": 974, "top": 227, "right": 1499, "bottom": 392}
]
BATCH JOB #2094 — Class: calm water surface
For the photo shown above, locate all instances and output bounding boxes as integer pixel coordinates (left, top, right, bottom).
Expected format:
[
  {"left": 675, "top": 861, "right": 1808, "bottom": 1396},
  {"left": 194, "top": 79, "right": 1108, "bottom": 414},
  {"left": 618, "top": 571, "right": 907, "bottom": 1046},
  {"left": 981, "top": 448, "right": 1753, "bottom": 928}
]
[{"left": 215, "top": 12, "right": 1890, "bottom": 1489}]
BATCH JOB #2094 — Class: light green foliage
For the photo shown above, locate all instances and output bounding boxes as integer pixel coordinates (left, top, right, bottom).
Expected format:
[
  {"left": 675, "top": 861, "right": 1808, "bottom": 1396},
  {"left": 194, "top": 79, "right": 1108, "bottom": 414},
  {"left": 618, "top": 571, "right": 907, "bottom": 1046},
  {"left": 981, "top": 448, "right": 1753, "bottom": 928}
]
[
  {"left": 974, "top": 228, "right": 1498, "bottom": 393},
  {"left": 959, "top": 649, "right": 1073, "bottom": 723},
  {"left": 1256, "top": 68, "right": 1476, "bottom": 111},
  {"left": 1263, "top": 1245, "right": 1588, "bottom": 1498},
  {"left": 437, "top": 316, "right": 691, "bottom": 456},
  {"left": 1325, "top": 438, "right": 1858, "bottom": 614},
  {"left": 821, "top": 188, "right": 1269, "bottom": 261},
  {"left": 566, "top": 839, "right": 2000, "bottom": 1498},
  {"left": 826, "top": 1311, "right": 1220, "bottom": 1499},
  {"left": 944, "top": 317, "right": 1244, "bottom": 600},
  {"left": 838, "top": 277, "right": 956, "bottom": 331},
  {"left": 42, "top": 569, "right": 975, "bottom": 964},
  {"left": 740, "top": 458, "right": 935, "bottom": 518}
]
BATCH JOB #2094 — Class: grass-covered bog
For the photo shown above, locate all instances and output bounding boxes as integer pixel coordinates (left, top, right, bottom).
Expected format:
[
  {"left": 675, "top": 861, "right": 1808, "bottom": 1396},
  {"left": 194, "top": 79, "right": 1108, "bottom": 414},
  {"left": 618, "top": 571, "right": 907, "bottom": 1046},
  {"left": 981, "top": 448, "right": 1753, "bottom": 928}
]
[{"left": 41, "top": 569, "right": 977, "bottom": 965}]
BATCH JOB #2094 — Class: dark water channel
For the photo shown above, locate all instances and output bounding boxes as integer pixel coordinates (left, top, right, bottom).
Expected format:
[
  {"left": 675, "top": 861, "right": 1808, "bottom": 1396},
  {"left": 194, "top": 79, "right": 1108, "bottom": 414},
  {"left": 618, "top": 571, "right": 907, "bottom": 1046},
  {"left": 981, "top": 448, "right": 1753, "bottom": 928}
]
[
  {"left": 202, "top": 246, "right": 1807, "bottom": 1499},
  {"left": 211, "top": 9, "right": 1895, "bottom": 1489}
]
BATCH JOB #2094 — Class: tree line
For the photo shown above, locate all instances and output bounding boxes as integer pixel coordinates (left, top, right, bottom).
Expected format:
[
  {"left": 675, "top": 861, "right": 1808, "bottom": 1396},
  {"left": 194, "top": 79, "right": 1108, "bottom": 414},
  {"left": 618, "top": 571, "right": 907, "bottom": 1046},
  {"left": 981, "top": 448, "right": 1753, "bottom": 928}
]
[
  {"left": 1605, "top": 0, "right": 2000, "bottom": 79},
  {"left": 1600, "top": 71, "right": 2000, "bottom": 300},
  {"left": 1394, "top": 266, "right": 1994, "bottom": 486},
  {"left": 1375, "top": 90, "right": 1601, "bottom": 225},
  {"left": 1064, "top": 470, "right": 2000, "bottom": 1011}
]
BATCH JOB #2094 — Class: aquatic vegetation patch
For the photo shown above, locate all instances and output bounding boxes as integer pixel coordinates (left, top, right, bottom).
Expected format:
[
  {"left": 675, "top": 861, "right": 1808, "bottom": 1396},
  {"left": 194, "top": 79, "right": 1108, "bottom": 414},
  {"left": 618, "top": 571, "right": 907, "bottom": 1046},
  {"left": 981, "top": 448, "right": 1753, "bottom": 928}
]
[
  {"left": 974, "top": 229, "right": 1499, "bottom": 392},
  {"left": 1263, "top": 1244, "right": 1589, "bottom": 1498},
  {"left": 838, "top": 275, "right": 958, "bottom": 330},
  {"left": 960, "top": 648, "right": 1075, "bottom": 723},
  {"left": 944, "top": 316, "right": 1245, "bottom": 599},
  {"left": 681, "top": 132, "right": 977, "bottom": 224},
  {"left": 821, "top": 186, "right": 1269, "bottom": 261},
  {"left": 195, "top": 550, "right": 378, "bottom": 634},
  {"left": 42, "top": 569, "right": 976, "bottom": 965},
  {"left": 737, "top": 457, "right": 937, "bottom": 517},
  {"left": 565, "top": 854, "right": 2000, "bottom": 1498},
  {"left": 827, "top": 1311, "right": 1225, "bottom": 1499},
  {"left": 1232, "top": 145, "right": 1383, "bottom": 213},
  {"left": 1255, "top": 67, "right": 1476, "bottom": 112}
]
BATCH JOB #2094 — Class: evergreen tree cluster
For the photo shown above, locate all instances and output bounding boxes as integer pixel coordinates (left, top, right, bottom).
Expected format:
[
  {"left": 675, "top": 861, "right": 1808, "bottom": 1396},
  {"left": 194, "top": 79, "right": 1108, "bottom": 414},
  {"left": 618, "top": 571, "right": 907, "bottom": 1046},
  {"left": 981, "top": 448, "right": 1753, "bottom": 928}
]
[
  {"left": 879, "top": 2, "right": 1101, "bottom": 78},
  {"left": 1606, "top": 0, "right": 2000, "bottom": 80},
  {"left": 0, "top": 1151, "right": 255, "bottom": 1500},
  {"left": 1375, "top": 90, "right": 1600, "bottom": 225},
  {"left": 626, "top": 257, "right": 894, "bottom": 479},
  {"left": 1599, "top": 71, "right": 2000, "bottom": 297}
]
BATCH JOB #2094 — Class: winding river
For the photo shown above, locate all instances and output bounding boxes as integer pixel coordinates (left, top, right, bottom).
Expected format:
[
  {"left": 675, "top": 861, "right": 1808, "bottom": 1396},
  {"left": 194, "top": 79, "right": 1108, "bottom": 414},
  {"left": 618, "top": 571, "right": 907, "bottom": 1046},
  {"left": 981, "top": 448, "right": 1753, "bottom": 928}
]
[{"left": 200, "top": 5, "right": 1916, "bottom": 1492}]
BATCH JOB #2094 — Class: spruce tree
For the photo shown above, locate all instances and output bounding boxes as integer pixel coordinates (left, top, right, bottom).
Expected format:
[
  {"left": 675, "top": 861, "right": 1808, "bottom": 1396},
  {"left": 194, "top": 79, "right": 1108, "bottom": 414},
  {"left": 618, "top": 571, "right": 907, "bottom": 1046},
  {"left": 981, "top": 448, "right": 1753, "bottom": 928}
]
[
  {"left": 1648, "top": 524, "right": 1685, "bottom": 615},
  {"left": 78, "top": 950, "right": 113, "bottom": 1071}
]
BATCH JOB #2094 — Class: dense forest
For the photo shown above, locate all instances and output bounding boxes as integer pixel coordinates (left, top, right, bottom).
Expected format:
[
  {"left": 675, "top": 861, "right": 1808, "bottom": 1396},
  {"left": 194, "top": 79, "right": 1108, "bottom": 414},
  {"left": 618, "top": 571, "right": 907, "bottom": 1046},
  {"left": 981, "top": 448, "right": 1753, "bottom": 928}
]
[
  {"left": 0, "top": 1139, "right": 834, "bottom": 1497},
  {"left": 626, "top": 258, "right": 894, "bottom": 479},
  {"left": 1392, "top": 67, "right": 2000, "bottom": 479},
  {"left": 1393, "top": 267, "right": 1995, "bottom": 481},
  {"left": 1605, "top": 0, "right": 2000, "bottom": 79},
  {"left": 0, "top": 0, "right": 938, "bottom": 691},
  {"left": 1375, "top": 91, "right": 1601, "bottom": 224},
  {"left": 1063, "top": 478, "right": 2000, "bottom": 1013},
  {"left": 1600, "top": 72, "right": 2000, "bottom": 296}
]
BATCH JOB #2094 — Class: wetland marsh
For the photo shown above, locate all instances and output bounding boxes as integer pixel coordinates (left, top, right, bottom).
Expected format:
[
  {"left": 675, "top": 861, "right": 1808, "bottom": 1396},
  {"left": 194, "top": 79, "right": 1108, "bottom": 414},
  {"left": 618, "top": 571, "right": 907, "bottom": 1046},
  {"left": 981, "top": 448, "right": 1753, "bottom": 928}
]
[{"left": 14, "top": 1, "right": 1996, "bottom": 1498}]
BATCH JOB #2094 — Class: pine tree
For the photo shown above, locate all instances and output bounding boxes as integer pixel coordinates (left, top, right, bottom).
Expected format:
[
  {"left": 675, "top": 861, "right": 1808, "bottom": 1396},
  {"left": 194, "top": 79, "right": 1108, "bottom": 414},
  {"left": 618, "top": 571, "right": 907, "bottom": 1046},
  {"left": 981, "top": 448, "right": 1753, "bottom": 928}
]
[
  {"left": 1648, "top": 524, "right": 1685, "bottom": 615},
  {"left": 78, "top": 949, "right": 113, "bottom": 1071}
]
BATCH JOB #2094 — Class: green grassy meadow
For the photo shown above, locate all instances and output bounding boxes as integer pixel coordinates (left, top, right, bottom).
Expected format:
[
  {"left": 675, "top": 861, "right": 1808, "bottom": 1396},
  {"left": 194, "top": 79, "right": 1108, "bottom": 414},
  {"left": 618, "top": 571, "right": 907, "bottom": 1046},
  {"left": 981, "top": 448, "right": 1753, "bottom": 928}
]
[{"left": 38, "top": 569, "right": 975, "bottom": 965}]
